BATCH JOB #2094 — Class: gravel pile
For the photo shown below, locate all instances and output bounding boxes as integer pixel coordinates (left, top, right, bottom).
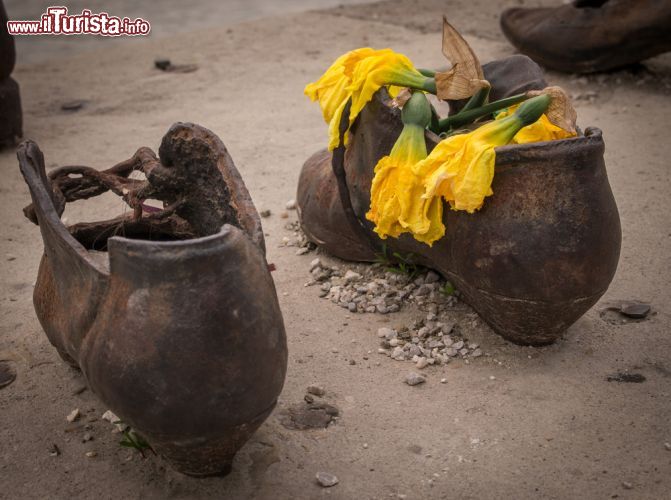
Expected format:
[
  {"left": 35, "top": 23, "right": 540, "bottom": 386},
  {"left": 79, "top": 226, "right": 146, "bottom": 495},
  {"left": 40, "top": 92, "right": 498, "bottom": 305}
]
[
  {"left": 376, "top": 316, "right": 483, "bottom": 368},
  {"left": 283, "top": 213, "right": 487, "bottom": 369},
  {"left": 306, "top": 258, "right": 458, "bottom": 315},
  {"left": 305, "top": 256, "right": 487, "bottom": 368}
]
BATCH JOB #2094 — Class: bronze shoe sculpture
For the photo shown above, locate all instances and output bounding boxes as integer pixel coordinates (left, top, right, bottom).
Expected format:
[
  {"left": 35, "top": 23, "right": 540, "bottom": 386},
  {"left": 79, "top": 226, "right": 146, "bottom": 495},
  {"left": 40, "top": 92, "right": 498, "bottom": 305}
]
[
  {"left": 500, "top": 0, "right": 671, "bottom": 73},
  {"left": 0, "top": 0, "right": 22, "bottom": 148},
  {"left": 19, "top": 123, "right": 288, "bottom": 476},
  {"left": 297, "top": 62, "right": 621, "bottom": 346}
]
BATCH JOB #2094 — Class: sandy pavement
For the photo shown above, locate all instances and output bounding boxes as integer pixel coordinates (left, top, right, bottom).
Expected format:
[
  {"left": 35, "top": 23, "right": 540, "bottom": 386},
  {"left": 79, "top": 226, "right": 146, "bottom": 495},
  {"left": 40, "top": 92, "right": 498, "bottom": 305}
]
[{"left": 1, "top": 1, "right": 670, "bottom": 498}]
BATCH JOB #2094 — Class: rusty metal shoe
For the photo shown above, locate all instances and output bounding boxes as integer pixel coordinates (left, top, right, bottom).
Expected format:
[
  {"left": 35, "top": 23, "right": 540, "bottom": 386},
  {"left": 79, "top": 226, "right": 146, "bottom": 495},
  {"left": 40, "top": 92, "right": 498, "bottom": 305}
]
[
  {"left": 297, "top": 79, "right": 621, "bottom": 346},
  {"left": 500, "top": 0, "right": 671, "bottom": 73},
  {"left": 18, "top": 123, "right": 287, "bottom": 476}
]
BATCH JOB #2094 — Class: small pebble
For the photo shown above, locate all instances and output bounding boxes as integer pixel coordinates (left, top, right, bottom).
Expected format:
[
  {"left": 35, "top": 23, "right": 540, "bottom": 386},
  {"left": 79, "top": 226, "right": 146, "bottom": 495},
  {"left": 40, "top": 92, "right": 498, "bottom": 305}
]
[
  {"left": 61, "top": 99, "right": 87, "bottom": 112},
  {"left": 315, "top": 471, "right": 339, "bottom": 487},
  {"left": 621, "top": 481, "right": 633, "bottom": 490},
  {"left": 66, "top": 409, "right": 81, "bottom": 423},
  {"left": 344, "top": 270, "right": 361, "bottom": 283},
  {"left": 664, "top": 442, "right": 671, "bottom": 451},
  {"left": 259, "top": 209, "right": 271, "bottom": 218},
  {"left": 285, "top": 199, "right": 297, "bottom": 210},
  {"left": 405, "top": 372, "right": 426, "bottom": 386},
  {"left": 102, "top": 410, "right": 128, "bottom": 432},
  {"left": 440, "top": 378, "right": 447, "bottom": 384},
  {"left": 82, "top": 433, "right": 93, "bottom": 443},
  {"left": 307, "top": 384, "right": 326, "bottom": 397},
  {"left": 425, "top": 271, "right": 440, "bottom": 284},
  {"left": 85, "top": 451, "right": 97, "bottom": 458},
  {"left": 154, "top": 58, "right": 171, "bottom": 70},
  {"left": 620, "top": 303, "right": 650, "bottom": 319},
  {"left": 377, "top": 327, "right": 394, "bottom": 338},
  {"left": 489, "top": 376, "right": 496, "bottom": 380},
  {"left": 416, "top": 357, "right": 429, "bottom": 369}
]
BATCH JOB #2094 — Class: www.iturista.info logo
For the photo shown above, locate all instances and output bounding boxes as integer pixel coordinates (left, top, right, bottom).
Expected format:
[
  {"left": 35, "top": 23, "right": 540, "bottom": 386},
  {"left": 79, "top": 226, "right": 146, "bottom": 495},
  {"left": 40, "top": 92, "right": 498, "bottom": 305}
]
[{"left": 6, "top": 6, "right": 151, "bottom": 36}]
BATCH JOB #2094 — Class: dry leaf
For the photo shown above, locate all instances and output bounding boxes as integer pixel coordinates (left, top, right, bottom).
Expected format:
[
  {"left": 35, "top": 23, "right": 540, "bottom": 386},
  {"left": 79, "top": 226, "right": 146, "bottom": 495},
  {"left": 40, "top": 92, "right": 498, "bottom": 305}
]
[
  {"left": 434, "top": 16, "right": 489, "bottom": 100},
  {"left": 390, "top": 88, "right": 412, "bottom": 108},
  {"left": 527, "top": 86, "right": 577, "bottom": 134}
]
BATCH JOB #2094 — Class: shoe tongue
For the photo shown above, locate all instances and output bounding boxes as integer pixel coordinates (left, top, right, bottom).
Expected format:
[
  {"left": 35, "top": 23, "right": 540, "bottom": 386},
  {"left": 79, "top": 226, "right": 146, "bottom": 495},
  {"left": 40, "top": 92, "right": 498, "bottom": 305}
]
[{"left": 573, "top": 0, "right": 609, "bottom": 7}]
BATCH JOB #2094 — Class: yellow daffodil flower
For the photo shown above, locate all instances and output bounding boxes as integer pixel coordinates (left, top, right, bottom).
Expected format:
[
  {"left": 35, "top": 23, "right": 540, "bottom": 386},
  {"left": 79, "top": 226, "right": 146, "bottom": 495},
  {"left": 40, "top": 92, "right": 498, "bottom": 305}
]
[
  {"left": 417, "top": 96, "right": 552, "bottom": 240},
  {"left": 420, "top": 118, "right": 517, "bottom": 214},
  {"left": 305, "top": 48, "right": 432, "bottom": 151},
  {"left": 495, "top": 104, "right": 576, "bottom": 144},
  {"left": 367, "top": 95, "right": 552, "bottom": 246},
  {"left": 366, "top": 93, "right": 444, "bottom": 245}
]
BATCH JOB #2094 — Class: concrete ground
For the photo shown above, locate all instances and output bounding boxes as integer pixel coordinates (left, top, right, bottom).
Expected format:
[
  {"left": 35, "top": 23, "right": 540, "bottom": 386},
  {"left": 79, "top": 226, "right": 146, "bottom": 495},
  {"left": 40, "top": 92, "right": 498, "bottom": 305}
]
[{"left": 1, "top": 1, "right": 670, "bottom": 498}]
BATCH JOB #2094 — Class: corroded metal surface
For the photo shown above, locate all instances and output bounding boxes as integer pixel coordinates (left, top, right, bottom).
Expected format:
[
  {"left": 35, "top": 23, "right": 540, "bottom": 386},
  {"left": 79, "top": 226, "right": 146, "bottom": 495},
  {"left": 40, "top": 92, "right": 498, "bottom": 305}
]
[
  {"left": 297, "top": 90, "right": 621, "bottom": 346},
  {"left": 18, "top": 123, "right": 287, "bottom": 476}
]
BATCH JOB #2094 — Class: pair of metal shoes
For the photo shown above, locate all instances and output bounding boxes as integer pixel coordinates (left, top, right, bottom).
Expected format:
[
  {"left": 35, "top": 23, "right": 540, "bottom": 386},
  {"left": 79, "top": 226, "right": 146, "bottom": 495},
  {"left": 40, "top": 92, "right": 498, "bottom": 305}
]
[{"left": 18, "top": 57, "right": 621, "bottom": 476}]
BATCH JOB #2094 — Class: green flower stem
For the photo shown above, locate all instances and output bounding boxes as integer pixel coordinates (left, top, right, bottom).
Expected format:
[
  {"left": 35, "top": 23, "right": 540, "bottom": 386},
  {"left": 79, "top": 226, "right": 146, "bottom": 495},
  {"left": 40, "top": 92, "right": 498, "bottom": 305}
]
[
  {"left": 387, "top": 76, "right": 437, "bottom": 95},
  {"left": 429, "top": 86, "right": 493, "bottom": 134},
  {"left": 494, "top": 95, "right": 552, "bottom": 144},
  {"left": 429, "top": 103, "right": 440, "bottom": 133},
  {"left": 418, "top": 68, "right": 436, "bottom": 77},
  {"left": 420, "top": 78, "right": 437, "bottom": 94},
  {"left": 461, "top": 86, "right": 491, "bottom": 113},
  {"left": 437, "top": 93, "right": 531, "bottom": 132},
  {"left": 514, "top": 94, "right": 551, "bottom": 126}
]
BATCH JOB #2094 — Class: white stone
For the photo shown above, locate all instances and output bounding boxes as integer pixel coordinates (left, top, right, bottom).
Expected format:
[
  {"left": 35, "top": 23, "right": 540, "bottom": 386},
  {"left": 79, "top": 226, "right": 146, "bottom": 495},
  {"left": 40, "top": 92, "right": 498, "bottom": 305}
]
[
  {"left": 66, "top": 409, "right": 81, "bottom": 423},
  {"left": 377, "top": 327, "right": 393, "bottom": 338},
  {"left": 316, "top": 471, "right": 339, "bottom": 487},
  {"left": 344, "top": 270, "right": 361, "bottom": 283},
  {"left": 404, "top": 372, "right": 426, "bottom": 386}
]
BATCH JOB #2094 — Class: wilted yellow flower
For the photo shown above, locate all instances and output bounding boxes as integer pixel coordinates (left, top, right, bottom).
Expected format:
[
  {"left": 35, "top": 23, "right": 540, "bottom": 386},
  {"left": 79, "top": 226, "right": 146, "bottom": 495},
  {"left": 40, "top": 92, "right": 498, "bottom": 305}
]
[
  {"left": 420, "top": 124, "right": 507, "bottom": 214},
  {"left": 495, "top": 104, "right": 576, "bottom": 144},
  {"left": 305, "top": 48, "right": 430, "bottom": 151},
  {"left": 422, "top": 95, "right": 552, "bottom": 217},
  {"left": 305, "top": 48, "right": 376, "bottom": 151},
  {"left": 366, "top": 93, "right": 444, "bottom": 245}
]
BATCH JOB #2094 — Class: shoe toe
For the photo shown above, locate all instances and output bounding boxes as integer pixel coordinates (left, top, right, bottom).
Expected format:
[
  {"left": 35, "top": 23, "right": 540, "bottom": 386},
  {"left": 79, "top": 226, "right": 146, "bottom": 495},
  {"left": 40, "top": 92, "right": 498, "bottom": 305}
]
[{"left": 499, "top": 7, "right": 528, "bottom": 40}]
